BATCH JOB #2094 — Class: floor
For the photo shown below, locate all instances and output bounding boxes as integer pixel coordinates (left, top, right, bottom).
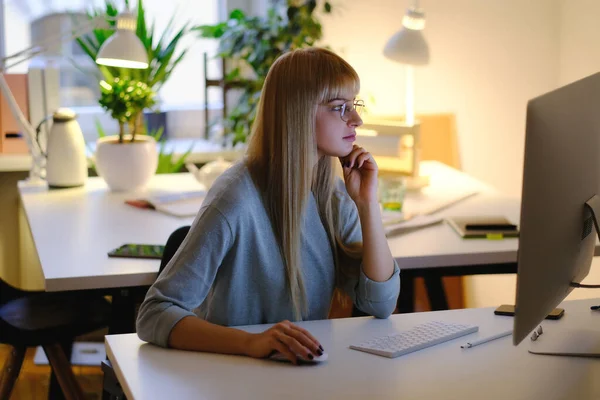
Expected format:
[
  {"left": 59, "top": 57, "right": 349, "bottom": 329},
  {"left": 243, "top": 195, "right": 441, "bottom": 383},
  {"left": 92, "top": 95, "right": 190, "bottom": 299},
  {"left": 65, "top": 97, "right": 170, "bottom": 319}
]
[{"left": 0, "top": 344, "right": 103, "bottom": 400}]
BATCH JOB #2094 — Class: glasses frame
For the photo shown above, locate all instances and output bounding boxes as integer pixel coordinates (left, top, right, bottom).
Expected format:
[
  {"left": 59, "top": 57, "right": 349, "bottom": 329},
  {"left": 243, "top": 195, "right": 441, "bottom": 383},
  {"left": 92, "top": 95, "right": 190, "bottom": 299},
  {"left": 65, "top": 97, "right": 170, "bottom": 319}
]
[{"left": 333, "top": 99, "right": 365, "bottom": 122}]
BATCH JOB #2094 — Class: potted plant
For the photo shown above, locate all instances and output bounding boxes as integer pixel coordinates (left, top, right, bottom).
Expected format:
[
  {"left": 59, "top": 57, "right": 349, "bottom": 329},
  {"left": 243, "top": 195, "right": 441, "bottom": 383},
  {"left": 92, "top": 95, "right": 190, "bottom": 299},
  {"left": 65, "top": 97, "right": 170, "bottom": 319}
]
[
  {"left": 75, "top": 0, "right": 191, "bottom": 191},
  {"left": 195, "top": 0, "right": 332, "bottom": 145}
]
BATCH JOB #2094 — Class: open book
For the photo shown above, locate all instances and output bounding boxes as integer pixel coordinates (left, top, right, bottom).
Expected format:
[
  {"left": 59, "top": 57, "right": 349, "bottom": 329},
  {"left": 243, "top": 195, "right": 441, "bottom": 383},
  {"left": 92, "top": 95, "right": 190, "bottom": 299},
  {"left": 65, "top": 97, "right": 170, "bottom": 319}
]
[{"left": 125, "top": 191, "right": 206, "bottom": 218}]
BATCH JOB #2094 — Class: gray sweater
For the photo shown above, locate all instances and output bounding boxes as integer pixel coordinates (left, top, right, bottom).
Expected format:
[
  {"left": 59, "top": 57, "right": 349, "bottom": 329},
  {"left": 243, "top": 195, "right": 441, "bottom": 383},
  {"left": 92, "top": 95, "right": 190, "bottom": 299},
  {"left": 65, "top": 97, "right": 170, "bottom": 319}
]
[{"left": 136, "top": 162, "right": 400, "bottom": 347}]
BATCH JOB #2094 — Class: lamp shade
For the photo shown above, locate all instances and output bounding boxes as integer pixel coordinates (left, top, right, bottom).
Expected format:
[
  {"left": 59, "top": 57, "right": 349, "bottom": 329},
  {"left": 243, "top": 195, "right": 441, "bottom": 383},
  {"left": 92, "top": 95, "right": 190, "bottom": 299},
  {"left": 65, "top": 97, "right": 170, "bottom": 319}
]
[
  {"left": 383, "top": 28, "right": 429, "bottom": 66},
  {"left": 383, "top": 6, "right": 430, "bottom": 66},
  {"left": 96, "top": 12, "right": 148, "bottom": 69}
]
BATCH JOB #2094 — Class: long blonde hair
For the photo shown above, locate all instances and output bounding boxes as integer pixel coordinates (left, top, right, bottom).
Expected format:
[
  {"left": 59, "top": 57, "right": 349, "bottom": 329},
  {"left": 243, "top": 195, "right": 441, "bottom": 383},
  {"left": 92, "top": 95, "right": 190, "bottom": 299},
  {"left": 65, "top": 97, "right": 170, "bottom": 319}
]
[{"left": 246, "top": 47, "right": 361, "bottom": 320}]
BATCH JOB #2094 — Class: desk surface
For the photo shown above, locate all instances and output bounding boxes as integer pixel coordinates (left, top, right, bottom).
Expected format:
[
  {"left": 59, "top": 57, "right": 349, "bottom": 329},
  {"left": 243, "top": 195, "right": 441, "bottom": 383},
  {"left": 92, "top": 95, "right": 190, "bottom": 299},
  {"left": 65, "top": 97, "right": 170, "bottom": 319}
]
[
  {"left": 19, "top": 161, "right": 518, "bottom": 292},
  {"left": 106, "top": 298, "right": 600, "bottom": 400}
]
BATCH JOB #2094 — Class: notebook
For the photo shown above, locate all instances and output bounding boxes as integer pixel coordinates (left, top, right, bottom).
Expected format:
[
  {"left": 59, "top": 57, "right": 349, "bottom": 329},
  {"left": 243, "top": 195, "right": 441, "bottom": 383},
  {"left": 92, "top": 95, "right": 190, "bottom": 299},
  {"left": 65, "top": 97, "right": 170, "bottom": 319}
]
[
  {"left": 446, "top": 215, "right": 519, "bottom": 239},
  {"left": 125, "top": 191, "right": 206, "bottom": 218}
]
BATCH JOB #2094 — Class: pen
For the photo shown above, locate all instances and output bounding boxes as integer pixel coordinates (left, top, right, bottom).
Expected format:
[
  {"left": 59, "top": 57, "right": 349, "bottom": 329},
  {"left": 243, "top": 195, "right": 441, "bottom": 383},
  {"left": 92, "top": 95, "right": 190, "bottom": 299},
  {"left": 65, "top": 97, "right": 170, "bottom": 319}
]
[{"left": 460, "top": 329, "right": 512, "bottom": 349}]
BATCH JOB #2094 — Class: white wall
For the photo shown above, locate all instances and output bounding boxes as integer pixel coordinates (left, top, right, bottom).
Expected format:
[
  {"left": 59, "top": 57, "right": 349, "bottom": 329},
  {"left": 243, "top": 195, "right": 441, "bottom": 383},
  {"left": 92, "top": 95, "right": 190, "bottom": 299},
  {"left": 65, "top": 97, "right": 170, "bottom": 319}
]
[
  {"left": 465, "top": 0, "right": 600, "bottom": 308},
  {"left": 557, "top": 0, "right": 600, "bottom": 303},
  {"left": 321, "top": 0, "right": 561, "bottom": 197}
]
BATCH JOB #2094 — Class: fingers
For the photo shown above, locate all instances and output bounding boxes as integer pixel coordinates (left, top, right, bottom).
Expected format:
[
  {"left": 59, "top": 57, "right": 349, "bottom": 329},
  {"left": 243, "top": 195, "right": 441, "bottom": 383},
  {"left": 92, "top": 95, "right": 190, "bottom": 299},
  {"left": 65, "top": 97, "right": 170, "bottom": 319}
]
[
  {"left": 270, "top": 337, "right": 298, "bottom": 364},
  {"left": 290, "top": 324, "right": 323, "bottom": 352},
  {"left": 340, "top": 145, "right": 372, "bottom": 169},
  {"left": 275, "top": 330, "right": 314, "bottom": 362},
  {"left": 281, "top": 323, "right": 323, "bottom": 356},
  {"left": 355, "top": 151, "right": 372, "bottom": 169},
  {"left": 270, "top": 321, "right": 323, "bottom": 362}
]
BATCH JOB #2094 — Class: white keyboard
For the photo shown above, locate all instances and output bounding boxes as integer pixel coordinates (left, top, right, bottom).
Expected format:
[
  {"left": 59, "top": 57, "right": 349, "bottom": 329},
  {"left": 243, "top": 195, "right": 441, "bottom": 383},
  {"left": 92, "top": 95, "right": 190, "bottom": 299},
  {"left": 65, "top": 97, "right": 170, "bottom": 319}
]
[{"left": 349, "top": 321, "right": 478, "bottom": 358}]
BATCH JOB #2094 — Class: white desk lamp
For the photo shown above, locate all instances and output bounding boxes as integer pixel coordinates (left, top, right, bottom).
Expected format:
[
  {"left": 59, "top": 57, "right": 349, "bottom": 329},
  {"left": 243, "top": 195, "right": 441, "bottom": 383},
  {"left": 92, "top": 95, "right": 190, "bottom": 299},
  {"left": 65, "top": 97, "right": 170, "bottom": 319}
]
[
  {"left": 365, "top": 0, "right": 430, "bottom": 189},
  {"left": 0, "top": 10, "right": 149, "bottom": 184},
  {"left": 383, "top": 0, "right": 429, "bottom": 126}
]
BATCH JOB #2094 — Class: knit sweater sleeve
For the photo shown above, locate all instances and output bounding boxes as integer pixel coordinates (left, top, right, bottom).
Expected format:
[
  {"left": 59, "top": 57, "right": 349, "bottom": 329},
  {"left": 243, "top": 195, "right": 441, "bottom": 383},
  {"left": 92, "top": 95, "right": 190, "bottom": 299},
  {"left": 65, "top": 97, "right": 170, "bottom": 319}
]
[
  {"left": 136, "top": 205, "right": 233, "bottom": 347},
  {"left": 334, "top": 180, "right": 400, "bottom": 319}
]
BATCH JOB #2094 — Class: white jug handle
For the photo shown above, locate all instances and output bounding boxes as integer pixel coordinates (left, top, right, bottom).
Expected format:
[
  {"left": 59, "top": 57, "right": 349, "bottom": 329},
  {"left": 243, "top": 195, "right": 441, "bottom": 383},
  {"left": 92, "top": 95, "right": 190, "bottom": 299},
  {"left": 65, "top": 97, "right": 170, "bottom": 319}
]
[{"left": 35, "top": 115, "right": 53, "bottom": 158}]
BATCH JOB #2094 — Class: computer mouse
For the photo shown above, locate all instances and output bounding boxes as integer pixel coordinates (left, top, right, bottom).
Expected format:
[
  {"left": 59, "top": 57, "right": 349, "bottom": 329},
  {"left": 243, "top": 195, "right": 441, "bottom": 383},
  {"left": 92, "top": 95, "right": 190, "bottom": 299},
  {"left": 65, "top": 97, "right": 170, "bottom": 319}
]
[{"left": 268, "top": 351, "right": 328, "bottom": 364}]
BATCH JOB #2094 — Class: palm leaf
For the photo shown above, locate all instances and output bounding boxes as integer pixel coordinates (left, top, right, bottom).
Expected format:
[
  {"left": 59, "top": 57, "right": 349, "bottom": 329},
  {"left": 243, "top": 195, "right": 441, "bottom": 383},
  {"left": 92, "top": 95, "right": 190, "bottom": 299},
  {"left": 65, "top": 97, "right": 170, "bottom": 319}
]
[
  {"left": 155, "top": 50, "right": 187, "bottom": 90},
  {"left": 148, "top": 25, "right": 188, "bottom": 87},
  {"left": 136, "top": 0, "right": 147, "bottom": 43},
  {"left": 169, "top": 143, "right": 194, "bottom": 173}
]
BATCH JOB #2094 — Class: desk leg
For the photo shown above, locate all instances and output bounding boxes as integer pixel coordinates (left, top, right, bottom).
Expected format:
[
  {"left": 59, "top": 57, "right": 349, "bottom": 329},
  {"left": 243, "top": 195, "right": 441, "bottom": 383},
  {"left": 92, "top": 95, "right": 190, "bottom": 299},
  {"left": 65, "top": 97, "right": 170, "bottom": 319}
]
[
  {"left": 397, "top": 272, "right": 415, "bottom": 313},
  {"left": 109, "top": 289, "right": 137, "bottom": 334},
  {"left": 423, "top": 274, "right": 449, "bottom": 311},
  {"left": 102, "top": 360, "right": 126, "bottom": 400}
]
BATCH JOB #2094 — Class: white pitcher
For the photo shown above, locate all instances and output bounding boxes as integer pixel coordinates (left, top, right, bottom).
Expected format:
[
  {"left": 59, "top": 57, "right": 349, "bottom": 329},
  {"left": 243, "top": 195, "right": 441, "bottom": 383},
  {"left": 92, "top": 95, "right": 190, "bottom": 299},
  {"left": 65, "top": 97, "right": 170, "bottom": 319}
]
[{"left": 36, "top": 108, "right": 88, "bottom": 188}]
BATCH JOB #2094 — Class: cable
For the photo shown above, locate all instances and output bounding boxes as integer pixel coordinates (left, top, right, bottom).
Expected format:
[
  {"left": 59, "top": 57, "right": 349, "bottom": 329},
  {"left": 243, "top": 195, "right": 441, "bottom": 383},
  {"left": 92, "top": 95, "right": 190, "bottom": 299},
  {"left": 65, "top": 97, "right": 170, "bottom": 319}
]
[{"left": 570, "top": 282, "right": 600, "bottom": 289}]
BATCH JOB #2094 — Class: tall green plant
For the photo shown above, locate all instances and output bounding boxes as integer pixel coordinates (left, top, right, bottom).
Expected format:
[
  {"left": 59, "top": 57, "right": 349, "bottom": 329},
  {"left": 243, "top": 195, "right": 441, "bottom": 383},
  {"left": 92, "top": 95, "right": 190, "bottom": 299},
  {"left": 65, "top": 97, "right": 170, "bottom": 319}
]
[
  {"left": 195, "top": 0, "right": 332, "bottom": 145},
  {"left": 75, "top": 0, "right": 190, "bottom": 138}
]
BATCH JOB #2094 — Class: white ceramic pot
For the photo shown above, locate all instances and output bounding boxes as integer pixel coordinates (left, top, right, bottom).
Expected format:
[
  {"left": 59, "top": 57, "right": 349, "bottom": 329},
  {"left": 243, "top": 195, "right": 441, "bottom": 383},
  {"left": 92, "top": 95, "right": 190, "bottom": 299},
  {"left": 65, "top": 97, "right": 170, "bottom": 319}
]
[{"left": 95, "top": 135, "right": 158, "bottom": 192}]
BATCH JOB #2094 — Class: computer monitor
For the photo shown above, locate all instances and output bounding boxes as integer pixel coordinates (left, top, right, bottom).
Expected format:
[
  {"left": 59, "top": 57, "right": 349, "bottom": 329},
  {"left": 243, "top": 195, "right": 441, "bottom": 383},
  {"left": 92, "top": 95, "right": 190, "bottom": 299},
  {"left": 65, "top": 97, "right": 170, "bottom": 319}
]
[{"left": 513, "top": 72, "right": 600, "bottom": 348}]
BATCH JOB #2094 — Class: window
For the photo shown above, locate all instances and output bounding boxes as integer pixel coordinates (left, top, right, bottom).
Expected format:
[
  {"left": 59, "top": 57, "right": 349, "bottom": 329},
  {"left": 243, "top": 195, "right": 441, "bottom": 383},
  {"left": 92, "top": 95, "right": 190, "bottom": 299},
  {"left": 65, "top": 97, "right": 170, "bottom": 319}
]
[{"left": 3, "top": 0, "right": 221, "bottom": 116}]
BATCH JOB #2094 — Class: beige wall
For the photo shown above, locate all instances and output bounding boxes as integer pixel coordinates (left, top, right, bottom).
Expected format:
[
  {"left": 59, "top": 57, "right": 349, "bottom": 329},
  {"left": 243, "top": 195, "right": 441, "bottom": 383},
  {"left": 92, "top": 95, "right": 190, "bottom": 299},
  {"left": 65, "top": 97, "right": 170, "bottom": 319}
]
[
  {"left": 465, "top": 0, "right": 600, "bottom": 307},
  {"left": 320, "top": 0, "right": 560, "bottom": 197},
  {"left": 321, "top": 0, "right": 600, "bottom": 307}
]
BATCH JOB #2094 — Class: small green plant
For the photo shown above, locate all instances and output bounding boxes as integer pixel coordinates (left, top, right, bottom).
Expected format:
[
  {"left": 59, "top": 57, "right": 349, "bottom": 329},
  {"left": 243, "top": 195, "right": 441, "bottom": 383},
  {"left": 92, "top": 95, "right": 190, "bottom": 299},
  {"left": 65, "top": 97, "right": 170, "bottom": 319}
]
[
  {"left": 99, "top": 77, "right": 156, "bottom": 142},
  {"left": 195, "top": 0, "right": 333, "bottom": 145}
]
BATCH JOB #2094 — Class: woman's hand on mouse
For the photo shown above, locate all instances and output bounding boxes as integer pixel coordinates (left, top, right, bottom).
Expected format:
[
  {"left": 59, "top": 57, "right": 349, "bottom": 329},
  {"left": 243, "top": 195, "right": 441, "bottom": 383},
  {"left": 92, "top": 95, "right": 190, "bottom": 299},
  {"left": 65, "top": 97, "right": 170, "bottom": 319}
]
[
  {"left": 339, "top": 144, "right": 379, "bottom": 206},
  {"left": 243, "top": 320, "right": 324, "bottom": 365}
]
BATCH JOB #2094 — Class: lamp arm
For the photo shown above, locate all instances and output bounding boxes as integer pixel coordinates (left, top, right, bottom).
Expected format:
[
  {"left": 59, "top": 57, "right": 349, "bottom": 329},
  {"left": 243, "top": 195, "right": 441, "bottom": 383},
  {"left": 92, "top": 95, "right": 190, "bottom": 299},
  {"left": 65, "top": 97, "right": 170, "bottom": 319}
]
[{"left": 1, "top": 14, "right": 117, "bottom": 71}]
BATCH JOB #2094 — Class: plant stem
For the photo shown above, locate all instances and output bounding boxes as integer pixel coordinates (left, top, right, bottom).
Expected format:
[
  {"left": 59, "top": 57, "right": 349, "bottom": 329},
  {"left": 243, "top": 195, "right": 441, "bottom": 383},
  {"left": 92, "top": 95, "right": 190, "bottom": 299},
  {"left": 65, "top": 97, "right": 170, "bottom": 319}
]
[{"left": 119, "top": 123, "right": 125, "bottom": 143}]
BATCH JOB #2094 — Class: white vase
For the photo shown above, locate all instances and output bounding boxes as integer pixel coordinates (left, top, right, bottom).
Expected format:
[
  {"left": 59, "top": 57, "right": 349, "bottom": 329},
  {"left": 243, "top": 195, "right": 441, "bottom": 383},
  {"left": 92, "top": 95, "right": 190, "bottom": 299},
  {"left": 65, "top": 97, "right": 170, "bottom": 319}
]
[{"left": 95, "top": 135, "right": 158, "bottom": 192}]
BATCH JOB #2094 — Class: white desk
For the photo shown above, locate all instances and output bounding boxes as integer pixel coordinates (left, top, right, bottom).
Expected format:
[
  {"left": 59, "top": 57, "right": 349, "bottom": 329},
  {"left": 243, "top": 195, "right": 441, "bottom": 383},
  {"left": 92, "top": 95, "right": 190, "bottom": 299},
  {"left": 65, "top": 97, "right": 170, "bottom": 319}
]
[
  {"left": 105, "top": 298, "right": 600, "bottom": 400},
  {"left": 18, "top": 173, "right": 200, "bottom": 292},
  {"left": 388, "top": 162, "right": 520, "bottom": 270},
  {"left": 18, "top": 161, "right": 516, "bottom": 293}
]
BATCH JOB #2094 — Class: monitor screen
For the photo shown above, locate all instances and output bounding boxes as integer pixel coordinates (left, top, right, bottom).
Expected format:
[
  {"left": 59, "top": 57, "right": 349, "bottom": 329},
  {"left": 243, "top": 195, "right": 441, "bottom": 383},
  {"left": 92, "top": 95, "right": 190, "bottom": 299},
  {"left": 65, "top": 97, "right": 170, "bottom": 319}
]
[{"left": 513, "top": 72, "right": 600, "bottom": 345}]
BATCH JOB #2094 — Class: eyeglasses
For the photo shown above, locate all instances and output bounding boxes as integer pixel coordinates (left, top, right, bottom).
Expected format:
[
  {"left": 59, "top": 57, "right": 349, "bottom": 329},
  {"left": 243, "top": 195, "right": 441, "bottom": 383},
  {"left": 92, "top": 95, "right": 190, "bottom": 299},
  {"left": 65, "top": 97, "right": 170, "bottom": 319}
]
[{"left": 330, "top": 99, "right": 365, "bottom": 122}]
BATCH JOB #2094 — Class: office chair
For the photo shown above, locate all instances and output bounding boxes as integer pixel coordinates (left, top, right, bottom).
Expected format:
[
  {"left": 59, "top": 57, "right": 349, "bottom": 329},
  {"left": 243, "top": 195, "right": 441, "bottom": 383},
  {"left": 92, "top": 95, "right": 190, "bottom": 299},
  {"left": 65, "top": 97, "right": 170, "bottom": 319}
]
[
  {"left": 159, "top": 226, "right": 191, "bottom": 275},
  {"left": 0, "top": 279, "right": 111, "bottom": 400}
]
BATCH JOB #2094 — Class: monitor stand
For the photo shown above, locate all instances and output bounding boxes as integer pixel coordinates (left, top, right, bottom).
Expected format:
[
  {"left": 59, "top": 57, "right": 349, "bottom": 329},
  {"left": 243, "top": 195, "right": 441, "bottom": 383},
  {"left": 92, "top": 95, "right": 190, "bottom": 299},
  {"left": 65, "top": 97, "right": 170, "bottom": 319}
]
[
  {"left": 529, "top": 329, "right": 600, "bottom": 358},
  {"left": 528, "top": 195, "right": 600, "bottom": 358}
]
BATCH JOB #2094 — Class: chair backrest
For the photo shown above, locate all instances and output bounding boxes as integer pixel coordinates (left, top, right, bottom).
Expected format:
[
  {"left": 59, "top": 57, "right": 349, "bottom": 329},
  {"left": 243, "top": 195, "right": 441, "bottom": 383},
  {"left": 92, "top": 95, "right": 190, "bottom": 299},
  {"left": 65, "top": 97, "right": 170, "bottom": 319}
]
[
  {"left": 417, "top": 113, "right": 461, "bottom": 170},
  {"left": 159, "top": 226, "right": 191, "bottom": 277}
]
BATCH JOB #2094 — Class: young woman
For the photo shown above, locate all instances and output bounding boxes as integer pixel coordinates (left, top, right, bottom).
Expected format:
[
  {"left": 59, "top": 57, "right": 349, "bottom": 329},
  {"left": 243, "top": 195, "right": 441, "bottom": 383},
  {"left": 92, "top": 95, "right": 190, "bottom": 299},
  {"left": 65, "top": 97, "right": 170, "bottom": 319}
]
[{"left": 137, "top": 47, "right": 400, "bottom": 364}]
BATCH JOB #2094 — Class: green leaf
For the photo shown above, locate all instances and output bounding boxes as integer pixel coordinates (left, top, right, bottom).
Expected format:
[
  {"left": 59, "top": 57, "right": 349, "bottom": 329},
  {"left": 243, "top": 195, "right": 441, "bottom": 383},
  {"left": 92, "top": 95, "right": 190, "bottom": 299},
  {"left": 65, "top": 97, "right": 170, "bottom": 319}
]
[
  {"left": 324, "top": 2, "right": 332, "bottom": 13},
  {"left": 95, "top": 118, "right": 107, "bottom": 137},
  {"left": 194, "top": 23, "right": 227, "bottom": 38},
  {"left": 229, "top": 9, "right": 246, "bottom": 21},
  {"left": 169, "top": 143, "right": 194, "bottom": 173},
  {"left": 98, "top": 65, "right": 114, "bottom": 81},
  {"left": 136, "top": 0, "right": 147, "bottom": 43}
]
